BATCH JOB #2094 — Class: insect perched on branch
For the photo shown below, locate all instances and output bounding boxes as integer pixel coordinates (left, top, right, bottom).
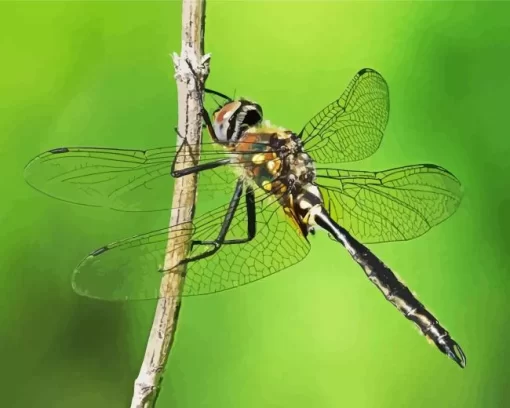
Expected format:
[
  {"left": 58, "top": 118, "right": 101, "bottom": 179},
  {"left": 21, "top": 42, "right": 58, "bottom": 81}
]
[{"left": 25, "top": 68, "right": 466, "bottom": 368}]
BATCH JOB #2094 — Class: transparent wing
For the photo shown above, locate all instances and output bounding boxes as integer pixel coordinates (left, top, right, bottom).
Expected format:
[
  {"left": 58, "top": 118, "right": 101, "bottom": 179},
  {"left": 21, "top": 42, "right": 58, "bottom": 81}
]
[
  {"left": 23, "top": 144, "right": 259, "bottom": 212},
  {"left": 316, "top": 164, "right": 462, "bottom": 243},
  {"left": 299, "top": 68, "right": 389, "bottom": 164},
  {"left": 72, "top": 185, "right": 311, "bottom": 301}
]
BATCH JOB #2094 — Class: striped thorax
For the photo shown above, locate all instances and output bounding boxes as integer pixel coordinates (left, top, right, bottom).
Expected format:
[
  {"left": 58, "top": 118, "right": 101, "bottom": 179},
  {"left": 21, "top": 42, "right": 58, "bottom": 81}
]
[{"left": 212, "top": 100, "right": 323, "bottom": 237}]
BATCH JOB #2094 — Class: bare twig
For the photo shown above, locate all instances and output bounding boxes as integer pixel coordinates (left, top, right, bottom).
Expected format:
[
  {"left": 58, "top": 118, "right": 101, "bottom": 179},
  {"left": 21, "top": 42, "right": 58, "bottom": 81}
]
[{"left": 130, "top": 1, "right": 209, "bottom": 407}]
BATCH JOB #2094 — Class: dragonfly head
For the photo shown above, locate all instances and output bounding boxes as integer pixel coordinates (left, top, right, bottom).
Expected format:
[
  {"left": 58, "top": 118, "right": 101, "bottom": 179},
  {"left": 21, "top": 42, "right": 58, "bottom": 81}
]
[{"left": 212, "top": 99, "right": 263, "bottom": 144}]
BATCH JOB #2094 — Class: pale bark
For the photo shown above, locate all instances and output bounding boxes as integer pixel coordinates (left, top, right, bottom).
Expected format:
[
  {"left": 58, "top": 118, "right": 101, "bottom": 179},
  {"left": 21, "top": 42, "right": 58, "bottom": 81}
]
[{"left": 130, "top": 1, "right": 209, "bottom": 406}]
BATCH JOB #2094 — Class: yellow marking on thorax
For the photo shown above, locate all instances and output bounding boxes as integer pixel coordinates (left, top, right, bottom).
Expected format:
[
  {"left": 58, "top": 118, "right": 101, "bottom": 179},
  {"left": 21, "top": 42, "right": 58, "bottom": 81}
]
[
  {"left": 267, "top": 157, "right": 281, "bottom": 174},
  {"left": 252, "top": 153, "right": 267, "bottom": 165}
]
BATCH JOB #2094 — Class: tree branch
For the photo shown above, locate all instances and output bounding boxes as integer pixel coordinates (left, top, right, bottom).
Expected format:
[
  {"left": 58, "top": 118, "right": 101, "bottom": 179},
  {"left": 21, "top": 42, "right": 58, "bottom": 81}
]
[{"left": 130, "top": 1, "right": 209, "bottom": 407}]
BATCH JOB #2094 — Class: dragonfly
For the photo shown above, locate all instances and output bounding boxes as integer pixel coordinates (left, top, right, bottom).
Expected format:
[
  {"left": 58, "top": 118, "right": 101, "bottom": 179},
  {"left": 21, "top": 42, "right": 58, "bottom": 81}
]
[{"left": 24, "top": 68, "right": 466, "bottom": 368}]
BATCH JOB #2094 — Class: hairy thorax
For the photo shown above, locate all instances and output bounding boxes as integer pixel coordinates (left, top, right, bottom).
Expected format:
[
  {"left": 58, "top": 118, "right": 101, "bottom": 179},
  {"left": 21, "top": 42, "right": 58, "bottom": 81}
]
[{"left": 230, "top": 123, "right": 324, "bottom": 235}]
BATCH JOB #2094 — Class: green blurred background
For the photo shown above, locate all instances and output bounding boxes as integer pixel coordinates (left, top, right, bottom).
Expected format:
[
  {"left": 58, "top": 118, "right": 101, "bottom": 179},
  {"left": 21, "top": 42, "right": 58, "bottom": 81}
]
[{"left": 1, "top": 1, "right": 509, "bottom": 407}]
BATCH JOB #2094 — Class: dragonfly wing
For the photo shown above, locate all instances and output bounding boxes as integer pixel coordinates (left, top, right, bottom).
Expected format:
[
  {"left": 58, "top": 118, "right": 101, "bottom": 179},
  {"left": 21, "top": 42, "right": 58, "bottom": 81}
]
[
  {"left": 183, "top": 188, "right": 311, "bottom": 296},
  {"left": 72, "top": 185, "right": 311, "bottom": 300},
  {"left": 72, "top": 223, "right": 192, "bottom": 300},
  {"left": 299, "top": 68, "right": 389, "bottom": 164},
  {"left": 316, "top": 164, "right": 462, "bottom": 243},
  {"left": 24, "top": 145, "right": 239, "bottom": 212}
]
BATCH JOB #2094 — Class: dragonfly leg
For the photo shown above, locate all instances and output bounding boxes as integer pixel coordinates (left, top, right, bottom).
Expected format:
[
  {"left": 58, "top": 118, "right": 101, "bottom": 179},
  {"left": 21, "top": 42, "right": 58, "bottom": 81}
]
[
  {"left": 197, "top": 184, "right": 256, "bottom": 246},
  {"left": 184, "top": 59, "right": 223, "bottom": 144},
  {"left": 184, "top": 178, "right": 245, "bottom": 264},
  {"left": 205, "top": 88, "right": 233, "bottom": 103},
  {"left": 170, "top": 128, "right": 231, "bottom": 177},
  {"left": 201, "top": 101, "right": 220, "bottom": 143},
  {"left": 226, "top": 184, "right": 256, "bottom": 244},
  {"left": 314, "top": 208, "right": 467, "bottom": 368},
  {"left": 184, "top": 58, "right": 233, "bottom": 104},
  {"left": 171, "top": 156, "right": 231, "bottom": 178}
]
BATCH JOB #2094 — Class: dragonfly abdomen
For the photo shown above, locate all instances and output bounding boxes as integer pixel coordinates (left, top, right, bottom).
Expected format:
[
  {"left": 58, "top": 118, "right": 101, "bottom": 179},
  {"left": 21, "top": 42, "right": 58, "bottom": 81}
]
[
  {"left": 368, "top": 267, "right": 464, "bottom": 364},
  {"left": 312, "top": 208, "right": 467, "bottom": 368}
]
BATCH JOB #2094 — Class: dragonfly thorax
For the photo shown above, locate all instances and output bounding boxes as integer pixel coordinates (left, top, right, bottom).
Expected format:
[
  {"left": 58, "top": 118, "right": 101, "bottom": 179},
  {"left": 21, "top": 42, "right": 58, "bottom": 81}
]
[
  {"left": 232, "top": 126, "right": 323, "bottom": 236},
  {"left": 234, "top": 127, "right": 316, "bottom": 188}
]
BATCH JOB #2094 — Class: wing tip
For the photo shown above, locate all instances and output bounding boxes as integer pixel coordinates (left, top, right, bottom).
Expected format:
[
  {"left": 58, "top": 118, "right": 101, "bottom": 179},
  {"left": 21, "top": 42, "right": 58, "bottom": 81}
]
[
  {"left": 90, "top": 246, "right": 109, "bottom": 257},
  {"left": 24, "top": 147, "right": 70, "bottom": 179},
  {"left": 358, "top": 67, "right": 375, "bottom": 75},
  {"left": 49, "top": 147, "right": 70, "bottom": 154},
  {"left": 358, "top": 67, "right": 383, "bottom": 78}
]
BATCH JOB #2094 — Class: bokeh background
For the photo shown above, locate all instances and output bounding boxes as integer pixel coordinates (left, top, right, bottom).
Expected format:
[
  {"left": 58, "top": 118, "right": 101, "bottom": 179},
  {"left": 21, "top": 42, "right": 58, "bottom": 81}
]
[{"left": 1, "top": 1, "right": 509, "bottom": 407}]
